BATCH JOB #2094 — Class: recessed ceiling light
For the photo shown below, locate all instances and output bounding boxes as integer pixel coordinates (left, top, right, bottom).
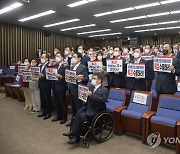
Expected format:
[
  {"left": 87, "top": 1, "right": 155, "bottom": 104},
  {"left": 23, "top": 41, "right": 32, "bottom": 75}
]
[
  {"left": 77, "top": 29, "right": 111, "bottom": 35},
  {"left": 141, "top": 23, "right": 158, "bottom": 27},
  {"left": 89, "top": 32, "right": 122, "bottom": 38},
  {"left": 135, "top": 29, "right": 150, "bottom": 33},
  {"left": 170, "top": 10, "right": 180, "bottom": 14},
  {"left": 160, "top": 0, "right": 180, "bottom": 4},
  {"left": 128, "top": 16, "right": 147, "bottom": 21},
  {"left": 0, "top": 2, "right": 23, "bottom": 15},
  {"left": 147, "top": 12, "right": 170, "bottom": 17},
  {"left": 134, "top": 2, "right": 160, "bottom": 9},
  {"left": 112, "top": 7, "right": 134, "bottom": 14},
  {"left": 149, "top": 28, "right": 166, "bottom": 31},
  {"left": 43, "top": 19, "right": 80, "bottom": 28},
  {"left": 110, "top": 19, "right": 128, "bottom": 23},
  {"left": 166, "top": 26, "right": 180, "bottom": 29},
  {"left": 61, "top": 24, "right": 96, "bottom": 31},
  {"left": 19, "top": 10, "right": 55, "bottom": 22},
  {"left": 125, "top": 25, "right": 141, "bottom": 29},
  {"left": 94, "top": 11, "right": 113, "bottom": 17},
  {"left": 67, "top": 0, "right": 97, "bottom": 8},
  {"left": 158, "top": 20, "right": 179, "bottom": 25}
]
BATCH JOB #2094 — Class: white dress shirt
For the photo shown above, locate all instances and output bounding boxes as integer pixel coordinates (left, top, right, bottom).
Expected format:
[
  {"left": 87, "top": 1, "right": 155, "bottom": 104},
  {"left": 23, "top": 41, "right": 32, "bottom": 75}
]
[{"left": 93, "top": 84, "right": 101, "bottom": 93}]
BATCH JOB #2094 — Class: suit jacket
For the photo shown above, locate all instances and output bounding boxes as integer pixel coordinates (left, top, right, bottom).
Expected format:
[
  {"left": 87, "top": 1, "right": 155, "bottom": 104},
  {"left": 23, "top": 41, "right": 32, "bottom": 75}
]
[
  {"left": 35, "top": 51, "right": 42, "bottom": 59},
  {"left": 126, "top": 58, "right": 149, "bottom": 91},
  {"left": 107, "top": 57, "right": 127, "bottom": 88},
  {"left": 81, "top": 55, "right": 90, "bottom": 67},
  {"left": 86, "top": 85, "right": 109, "bottom": 117},
  {"left": 38, "top": 62, "right": 52, "bottom": 90},
  {"left": 52, "top": 64, "right": 67, "bottom": 93},
  {"left": 155, "top": 58, "right": 180, "bottom": 94},
  {"left": 69, "top": 63, "right": 89, "bottom": 96}
]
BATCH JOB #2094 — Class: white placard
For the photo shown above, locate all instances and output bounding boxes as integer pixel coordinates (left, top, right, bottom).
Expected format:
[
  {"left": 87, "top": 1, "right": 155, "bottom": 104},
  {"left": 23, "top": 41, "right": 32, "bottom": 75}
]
[
  {"left": 177, "top": 83, "right": 180, "bottom": 92},
  {"left": 15, "top": 75, "right": 20, "bottom": 82},
  {"left": 107, "top": 59, "right": 123, "bottom": 72},
  {"left": 127, "top": 64, "right": 145, "bottom": 78},
  {"left": 10, "top": 66, "right": 15, "bottom": 70},
  {"left": 142, "top": 55, "right": 153, "bottom": 61},
  {"left": 18, "top": 65, "right": 27, "bottom": 75},
  {"left": 45, "top": 67, "right": 58, "bottom": 81},
  {"left": 65, "top": 69, "right": 76, "bottom": 84},
  {"left": 154, "top": 57, "right": 173, "bottom": 73},
  {"left": 133, "top": 92, "right": 148, "bottom": 105},
  {"left": 88, "top": 61, "right": 103, "bottom": 72},
  {"left": 22, "top": 71, "right": 32, "bottom": 82},
  {"left": 78, "top": 84, "right": 89, "bottom": 102},
  {"left": 31, "top": 66, "right": 40, "bottom": 79}
]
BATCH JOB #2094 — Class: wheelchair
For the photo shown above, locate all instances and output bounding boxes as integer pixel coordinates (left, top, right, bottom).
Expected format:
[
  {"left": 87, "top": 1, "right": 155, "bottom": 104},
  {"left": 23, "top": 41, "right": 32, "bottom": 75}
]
[{"left": 73, "top": 111, "right": 115, "bottom": 148}]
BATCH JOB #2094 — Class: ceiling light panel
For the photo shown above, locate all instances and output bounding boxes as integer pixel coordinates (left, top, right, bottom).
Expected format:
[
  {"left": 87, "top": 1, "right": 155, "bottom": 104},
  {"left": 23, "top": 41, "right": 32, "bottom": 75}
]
[
  {"left": 60, "top": 24, "right": 96, "bottom": 31},
  {"left": 89, "top": 32, "right": 122, "bottom": 38},
  {"left": 43, "top": 19, "right": 80, "bottom": 28},
  {"left": 19, "top": 10, "right": 55, "bottom": 22},
  {"left": 67, "top": 0, "right": 97, "bottom": 8},
  {"left": 0, "top": 2, "right": 23, "bottom": 15},
  {"left": 77, "top": 29, "right": 111, "bottom": 35}
]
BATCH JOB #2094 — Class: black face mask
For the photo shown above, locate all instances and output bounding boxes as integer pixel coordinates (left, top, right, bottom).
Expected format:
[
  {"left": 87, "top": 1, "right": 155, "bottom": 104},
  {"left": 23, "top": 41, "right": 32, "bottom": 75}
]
[{"left": 163, "top": 50, "right": 168, "bottom": 55}]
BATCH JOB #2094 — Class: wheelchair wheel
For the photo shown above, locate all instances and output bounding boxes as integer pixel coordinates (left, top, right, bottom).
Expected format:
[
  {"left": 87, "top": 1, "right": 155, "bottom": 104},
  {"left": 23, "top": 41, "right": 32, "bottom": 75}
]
[{"left": 91, "top": 111, "right": 114, "bottom": 143}]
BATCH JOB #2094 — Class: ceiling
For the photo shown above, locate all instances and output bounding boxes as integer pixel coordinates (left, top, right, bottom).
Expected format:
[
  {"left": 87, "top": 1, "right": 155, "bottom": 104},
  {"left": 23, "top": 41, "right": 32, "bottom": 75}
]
[{"left": 0, "top": 0, "right": 180, "bottom": 40}]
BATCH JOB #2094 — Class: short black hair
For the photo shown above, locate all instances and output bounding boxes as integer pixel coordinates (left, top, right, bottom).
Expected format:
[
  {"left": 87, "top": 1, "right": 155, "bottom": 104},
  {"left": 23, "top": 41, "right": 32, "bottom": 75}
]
[
  {"left": 146, "top": 44, "right": 152, "bottom": 49},
  {"left": 73, "top": 52, "right": 82, "bottom": 60},
  {"left": 134, "top": 46, "right": 143, "bottom": 53},
  {"left": 42, "top": 53, "right": 50, "bottom": 60},
  {"left": 56, "top": 51, "right": 65, "bottom": 59},
  {"left": 93, "top": 72, "right": 104, "bottom": 83},
  {"left": 113, "top": 46, "right": 122, "bottom": 51},
  {"left": 65, "top": 46, "right": 72, "bottom": 51},
  {"left": 163, "top": 42, "right": 173, "bottom": 50},
  {"left": 78, "top": 45, "right": 86, "bottom": 51}
]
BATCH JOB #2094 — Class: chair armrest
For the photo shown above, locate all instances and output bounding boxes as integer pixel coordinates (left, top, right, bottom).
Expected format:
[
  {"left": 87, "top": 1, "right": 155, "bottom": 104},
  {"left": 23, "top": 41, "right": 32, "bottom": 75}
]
[
  {"left": 177, "top": 120, "right": 180, "bottom": 127},
  {"left": 114, "top": 106, "right": 128, "bottom": 113},
  {"left": 142, "top": 111, "right": 156, "bottom": 119}
]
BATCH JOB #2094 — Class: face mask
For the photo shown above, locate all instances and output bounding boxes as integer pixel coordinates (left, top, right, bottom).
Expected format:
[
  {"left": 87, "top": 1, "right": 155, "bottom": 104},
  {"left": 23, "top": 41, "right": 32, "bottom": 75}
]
[
  {"left": 129, "top": 51, "right": 133, "bottom": 54},
  {"left": 71, "top": 58, "right": 77, "bottom": 64},
  {"left": 133, "top": 52, "right": 140, "bottom": 59},
  {"left": 109, "top": 50, "right": 113, "bottom": 54},
  {"left": 41, "top": 59, "right": 46, "bottom": 64},
  {"left": 144, "top": 49, "right": 150, "bottom": 54},
  {"left": 163, "top": 50, "right": 168, "bottom": 55},
  {"left": 123, "top": 49, "right": 129, "bottom": 54},
  {"left": 78, "top": 50, "right": 83, "bottom": 54},
  {"left": 103, "top": 55, "right": 107, "bottom": 58},
  {"left": 24, "top": 62, "right": 28, "bottom": 65},
  {"left": 113, "top": 51, "right": 119, "bottom": 57},
  {"left": 89, "top": 52, "right": 93, "bottom": 55},
  {"left": 55, "top": 57, "right": 61, "bottom": 63},
  {"left": 64, "top": 50, "right": 69, "bottom": 55},
  {"left": 91, "top": 79, "right": 97, "bottom": 86},
  {"left": 97, "top": 56, "right": 102, "bottom": 61}
]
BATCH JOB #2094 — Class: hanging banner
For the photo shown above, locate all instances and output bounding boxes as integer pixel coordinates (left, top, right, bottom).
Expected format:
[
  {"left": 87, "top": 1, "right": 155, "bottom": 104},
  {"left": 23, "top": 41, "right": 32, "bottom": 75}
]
[
  {"left": 78, "top": 84, "right": 89, "bottom": 102},
  {"left": 65, "top": 69, "right": 76, "bottom": 84},
  {"left": 154, "top": 57, "right": 173, "bottom": 73},
  {"left": 45, "top": 67, "right": 58, "bottom": 81},
  {"left": 127, "top": 63, "right": 145, "bottom": 78},
  {"left": 88, "top": 61, "right": 103, "bottom": 72},
  {"left": 107, "top": 59, "right": 123, "bottom": 72}
]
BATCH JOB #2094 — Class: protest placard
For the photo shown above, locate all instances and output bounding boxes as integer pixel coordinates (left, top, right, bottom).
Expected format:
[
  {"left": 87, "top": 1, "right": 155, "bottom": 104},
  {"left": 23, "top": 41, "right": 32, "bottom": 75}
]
[
  {"left": 65, "top": 69, "right": 76, "bottom": 84},
  {"left": 18, "top": 65, "right": 27, "bottom": 75},
  {"left": 31, "top": 66, "right": 40, "bottom": 79},
  {"left": 22, "top": 71, "right": 32, "bottom": 82},
  {"left": 88, "top": 61, "right": 103, "bottom": 72},
  {"left": 107, "top": 59, "right": 123, "bottom": 72},
  {"left": 133, "top": 92, "right": 148, "bottom": 105},
  {"left": 78, "top": 84, "right": 89, "bottom": 102},
  {"left": 45, "top": 67, "right": 58, "bottom": 81},
  {"left": 127, "top": 63, "right": 145, "bottom": 78}
]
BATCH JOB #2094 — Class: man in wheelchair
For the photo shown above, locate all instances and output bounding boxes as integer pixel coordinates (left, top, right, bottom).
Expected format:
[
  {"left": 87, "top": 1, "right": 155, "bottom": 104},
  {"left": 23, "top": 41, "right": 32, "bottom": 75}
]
[{"left": 63, "top": 72, "right": 109, "bottom": 144}]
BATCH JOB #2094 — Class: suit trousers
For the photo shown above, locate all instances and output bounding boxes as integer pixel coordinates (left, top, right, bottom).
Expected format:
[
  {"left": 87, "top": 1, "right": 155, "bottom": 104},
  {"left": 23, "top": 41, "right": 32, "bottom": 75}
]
[
  {"left": 23, "top": 87, "right": 32, "bottom": 109},
  {"left": 70, "top": 94, "right": 83, "bottom": 117},
  {"left": 53, "top": 90, "right": 67, "bottom": 120},
  {"left": 30, "top": 88, "right": 41, "bottom": 111},
  {"left": 40, "top": 89, "right": 51, "bottom": 115}
]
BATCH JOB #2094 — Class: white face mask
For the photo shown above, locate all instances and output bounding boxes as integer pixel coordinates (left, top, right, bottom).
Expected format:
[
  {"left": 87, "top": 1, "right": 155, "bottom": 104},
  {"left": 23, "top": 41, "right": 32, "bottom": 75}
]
[
  {"left": 55, "top": 57, "right": 61, "bottom": 63},
  {"left": 71, "top": 58, "right": 78, "bottom": 64},
  {"left": 89, "top": 51, "right": 93, "bottom": 55},
  {"left": 41, "top": 59, "right": 46, "bottom": 64},
  {"left": 97, "top": 56, "right": 102, "bottom": 61},
  {"left": 133, "top": 52, "right": 140, "bottom": 59},
  {"left": 129, "top": 51, "right": 133, "bottom": 54},
  {"left": 144, "top": 49, "right": 150, "bottom": 54},
  {"left": 123, "top": 49, "right": 129, "bottom": 54},
  {"left": 78, "top": 49, "right": 83, "bottom": 54},
  {"left": 91, "top": 79, "right": 97, "bottom": 86},
  {"left": 64, "top": 50, "right": 69, "bottom": 55},
  {"left": 109, "top": 50, "right": 113, "bottom": 54},
  {"left": 113, "top": 51, "right": 119, "bottom": 57}
]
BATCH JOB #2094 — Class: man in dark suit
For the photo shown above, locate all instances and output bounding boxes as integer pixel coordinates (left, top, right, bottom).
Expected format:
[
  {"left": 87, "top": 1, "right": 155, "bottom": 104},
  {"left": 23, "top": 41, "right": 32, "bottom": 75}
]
[
  {"left": 35, "top": 48, "right": 42, "bottom": 60},
  {"left": 38, "top": 53, "right": 52, "bottom": 120},
  {"left": 68, "top": 52, "right": 89, "bottom": 118},
  {"left": 126, "top": 46, "right": 149, "bottom": 91},
  {"left": 52, "top": 52, "right": 68, "bottom": 124},
  {"left": 155, "top": 43, "right": 180, "bottom": 98},
  {"left": 77, "top": 45, "right": 90, "bottom": 67},
  {"left": 64, "top": 46, "right": 73, "bottom": 66},
  {"left": 107, "top": 46, "right": 127, "bottom": 89},
  {"left": 63, "top": 72, "right": 109, "bottom": 144}
]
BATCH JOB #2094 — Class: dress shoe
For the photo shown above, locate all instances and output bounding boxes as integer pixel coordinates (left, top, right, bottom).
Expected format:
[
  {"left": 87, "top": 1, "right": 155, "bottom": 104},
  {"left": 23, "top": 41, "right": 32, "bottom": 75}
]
[
  {"left": 37, "top": 113, "right": 46, "bottom": 117},
  {"left": 52, "top": 117, "right": 61, "bottom": 122},
  {"left": 60, "top": 119, "right": 67, "bottom": 124},
  {"left": 43, "top": 115, "right": 51, "bottom": 120},
  {"left": 68, "top": 136, "right": 80, "bottom": 144},
  {"left": 63, "top": 131, "right": 73, "bottom": 137},
  {"left": 66, "top": 122, "right": 71, "bottom": 127}
]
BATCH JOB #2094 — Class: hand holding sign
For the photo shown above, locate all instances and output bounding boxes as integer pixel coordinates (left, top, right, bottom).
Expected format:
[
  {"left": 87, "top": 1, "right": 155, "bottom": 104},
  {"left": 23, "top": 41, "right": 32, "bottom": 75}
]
[{"left": 87, "top": 91, "right": 93, "bottom": 96}]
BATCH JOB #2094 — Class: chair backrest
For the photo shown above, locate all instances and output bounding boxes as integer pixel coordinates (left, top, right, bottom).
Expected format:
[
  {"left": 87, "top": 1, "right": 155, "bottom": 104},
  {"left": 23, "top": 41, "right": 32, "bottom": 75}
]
[
  {"left": 6, "top": 69, "right": 14, "bottom": 75},
  {"left": 127, "top": 90, "right": 152, "bottom": 113},
  {"left": 151, "top": 80, "right": 156, "bottom": 89},
  {"left": 106, "top": 88, "right": 126, "bottom": 111},
  {"left": 156, "top": 95, "right": 180, "bottom": 121}
]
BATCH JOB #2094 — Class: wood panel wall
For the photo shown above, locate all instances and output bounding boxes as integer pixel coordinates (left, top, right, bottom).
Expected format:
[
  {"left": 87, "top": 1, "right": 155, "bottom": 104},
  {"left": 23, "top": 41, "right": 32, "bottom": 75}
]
[{"left": 0, "top": 22, "right": 84, "bottom": 66}]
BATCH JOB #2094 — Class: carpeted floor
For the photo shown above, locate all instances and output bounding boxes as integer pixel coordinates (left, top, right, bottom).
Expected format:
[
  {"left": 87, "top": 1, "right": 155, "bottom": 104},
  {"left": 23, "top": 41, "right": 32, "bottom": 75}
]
[{"left": 0, "top": 93, "right": 176, "bottom": 154}]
